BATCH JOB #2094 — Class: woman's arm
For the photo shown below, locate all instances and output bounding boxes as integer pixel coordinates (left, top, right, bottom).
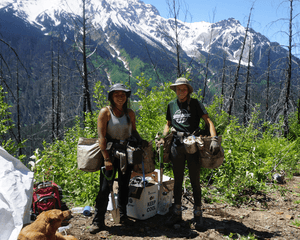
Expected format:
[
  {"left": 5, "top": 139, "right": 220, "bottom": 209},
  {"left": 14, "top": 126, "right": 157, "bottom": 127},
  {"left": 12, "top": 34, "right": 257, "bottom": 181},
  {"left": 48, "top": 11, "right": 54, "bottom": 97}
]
[
  {"left": 202, "top": 114, "right": 220, "bottom": 154},
  {"left": 202, "top": 114, "right": 217, "bottom": 137},
  {"left": 163, "top": 120, "right": 171, "bottom": 136},
  {"left": 97, "top": 107, "right": 113, "bottom": 170}
]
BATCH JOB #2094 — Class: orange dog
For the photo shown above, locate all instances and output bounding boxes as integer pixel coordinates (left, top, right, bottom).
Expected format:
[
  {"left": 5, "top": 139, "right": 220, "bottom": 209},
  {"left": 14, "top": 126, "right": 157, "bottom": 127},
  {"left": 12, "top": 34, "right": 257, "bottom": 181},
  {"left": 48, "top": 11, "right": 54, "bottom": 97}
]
[{"left": 18, "top": 209, "right": 77, "bottom": 240}]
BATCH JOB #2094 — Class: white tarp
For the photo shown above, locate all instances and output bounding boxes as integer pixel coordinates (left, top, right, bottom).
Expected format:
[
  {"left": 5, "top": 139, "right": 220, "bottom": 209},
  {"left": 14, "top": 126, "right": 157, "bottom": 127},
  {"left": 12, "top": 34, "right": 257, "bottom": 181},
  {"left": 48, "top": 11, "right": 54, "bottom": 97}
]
[{"left": 0, "top": 146, "right": 34, "bottom": 240}]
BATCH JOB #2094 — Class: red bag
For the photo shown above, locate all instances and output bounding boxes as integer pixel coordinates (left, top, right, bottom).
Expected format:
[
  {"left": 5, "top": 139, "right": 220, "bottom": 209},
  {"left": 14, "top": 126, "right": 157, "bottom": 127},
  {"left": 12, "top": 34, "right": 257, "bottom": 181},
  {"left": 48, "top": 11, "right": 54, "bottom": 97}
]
[{"left": 32, "top": 181, "right": 62, "bottom": 215}]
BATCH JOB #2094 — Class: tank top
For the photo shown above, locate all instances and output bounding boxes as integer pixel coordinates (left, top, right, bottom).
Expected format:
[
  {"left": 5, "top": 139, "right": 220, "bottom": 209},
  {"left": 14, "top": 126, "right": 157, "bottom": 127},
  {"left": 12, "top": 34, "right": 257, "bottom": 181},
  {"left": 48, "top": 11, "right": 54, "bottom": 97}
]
[{"left": 106, "top": 107, "right": 132, "bottom": 141}]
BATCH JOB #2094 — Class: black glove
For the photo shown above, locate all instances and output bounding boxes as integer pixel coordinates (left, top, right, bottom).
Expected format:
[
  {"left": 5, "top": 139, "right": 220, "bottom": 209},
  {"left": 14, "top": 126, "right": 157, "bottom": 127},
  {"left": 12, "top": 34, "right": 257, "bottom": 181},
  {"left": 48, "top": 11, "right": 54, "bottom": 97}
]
[
  {"left": 141, "top": 139, "right": 148, "bottom": 148},
  {"left": 210, "top": 137, "right": 220, "bottom": 155},
  {"left": 140, "top": 139, "right": 148, "bottom": 148}
]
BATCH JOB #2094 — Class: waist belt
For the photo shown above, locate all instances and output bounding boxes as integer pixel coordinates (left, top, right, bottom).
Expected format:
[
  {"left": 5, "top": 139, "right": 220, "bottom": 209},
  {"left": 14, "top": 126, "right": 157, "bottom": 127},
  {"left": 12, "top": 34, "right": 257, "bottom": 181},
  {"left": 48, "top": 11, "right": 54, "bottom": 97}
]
[
  {"left": 175, "top": 131, "right": 190, "bottom": 137},
  {"left": 174, "top": 131, "right": 190, "bottom": 144}
]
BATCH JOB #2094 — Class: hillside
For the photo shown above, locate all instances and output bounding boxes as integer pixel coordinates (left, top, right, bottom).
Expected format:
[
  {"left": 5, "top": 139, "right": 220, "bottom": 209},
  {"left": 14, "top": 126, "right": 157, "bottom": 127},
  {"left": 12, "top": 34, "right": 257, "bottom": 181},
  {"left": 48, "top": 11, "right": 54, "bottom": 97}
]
[
  {"left": 0, "top": 0, "right": 299, "bottom": 157},
  {"left": 59, "top": 175, "right": 300, "bottom": 239}
]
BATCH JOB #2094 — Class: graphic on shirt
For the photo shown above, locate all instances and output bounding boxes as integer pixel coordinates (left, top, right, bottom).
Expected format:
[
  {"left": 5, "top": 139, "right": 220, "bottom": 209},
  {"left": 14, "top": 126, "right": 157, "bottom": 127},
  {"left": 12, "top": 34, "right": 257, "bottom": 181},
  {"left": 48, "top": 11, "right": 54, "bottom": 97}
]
[{"left": 173, "top": 109, "right": 191, "bottom": 124}]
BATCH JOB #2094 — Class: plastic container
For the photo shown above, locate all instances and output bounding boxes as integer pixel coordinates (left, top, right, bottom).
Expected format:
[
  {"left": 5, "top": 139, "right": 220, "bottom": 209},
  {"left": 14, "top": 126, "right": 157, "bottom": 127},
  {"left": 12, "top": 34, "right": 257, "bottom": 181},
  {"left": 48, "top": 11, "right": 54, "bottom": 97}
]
[
  {"left": 157, "top": 191, "right": 172, "bottom": 215},
  {"left": 127, "top": 148, "right": 133, "bottom": 165},
  {"left": 127, "top": 183, "right": 158, "bottom": 220},
  {"left": 183, "top": 136, "right": 197, "bottom": 154},
  {"left": 58, "top": 224, "right": 72, "bottom": 232},
  {"left": 71, "top": 207, "right": 84, "bottom": 214},
  {"left": 83, "top": 206, "right": 91, "bottom": 216}
]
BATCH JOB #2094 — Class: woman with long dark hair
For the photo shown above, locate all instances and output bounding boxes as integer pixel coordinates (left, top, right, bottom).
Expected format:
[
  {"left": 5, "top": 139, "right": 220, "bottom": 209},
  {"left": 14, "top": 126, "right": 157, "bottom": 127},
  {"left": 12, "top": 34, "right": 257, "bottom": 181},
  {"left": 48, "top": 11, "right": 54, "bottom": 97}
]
[{"left": 89, "top": 83, "right": 147, "bottom": 234}]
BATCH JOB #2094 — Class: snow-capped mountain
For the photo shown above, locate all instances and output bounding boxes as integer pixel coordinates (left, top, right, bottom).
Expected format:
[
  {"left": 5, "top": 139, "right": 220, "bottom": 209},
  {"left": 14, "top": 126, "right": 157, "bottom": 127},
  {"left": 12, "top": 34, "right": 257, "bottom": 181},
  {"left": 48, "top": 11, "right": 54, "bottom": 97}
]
[
  {"left": 0, "top": 0, "right": 285, "bottom": 68},
  {"left": 1, "top": 0, "right": 298, "bottom": 140}
]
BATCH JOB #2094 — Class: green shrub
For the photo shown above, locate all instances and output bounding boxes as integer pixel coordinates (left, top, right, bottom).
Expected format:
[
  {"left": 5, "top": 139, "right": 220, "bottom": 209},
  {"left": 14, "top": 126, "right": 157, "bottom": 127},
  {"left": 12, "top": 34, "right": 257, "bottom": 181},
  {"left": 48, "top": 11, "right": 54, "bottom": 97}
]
[{"left": 31, "top": 74, "right": 300, "bottom": 208}]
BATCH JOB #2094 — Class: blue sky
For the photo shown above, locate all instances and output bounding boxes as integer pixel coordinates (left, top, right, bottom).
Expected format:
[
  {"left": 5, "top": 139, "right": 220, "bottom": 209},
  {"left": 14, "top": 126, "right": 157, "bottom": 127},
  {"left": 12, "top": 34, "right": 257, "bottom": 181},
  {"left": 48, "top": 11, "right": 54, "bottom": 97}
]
[{"left": 144, "top": 0, "right": 300, "bottom": 51}]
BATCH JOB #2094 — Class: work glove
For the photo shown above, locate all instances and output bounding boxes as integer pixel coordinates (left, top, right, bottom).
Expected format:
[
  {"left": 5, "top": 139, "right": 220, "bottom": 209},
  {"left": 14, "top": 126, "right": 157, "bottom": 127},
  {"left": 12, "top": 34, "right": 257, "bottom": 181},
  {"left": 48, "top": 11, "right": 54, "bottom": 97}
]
[
  {"left": 155, "top": 132, "right": 165, "bottom": 146},
  {"left": 209, "top": 137, "right": 220, "bottom": 155},
  {"left": 140, "top": 139, "right": 149, "bottom": 148}
]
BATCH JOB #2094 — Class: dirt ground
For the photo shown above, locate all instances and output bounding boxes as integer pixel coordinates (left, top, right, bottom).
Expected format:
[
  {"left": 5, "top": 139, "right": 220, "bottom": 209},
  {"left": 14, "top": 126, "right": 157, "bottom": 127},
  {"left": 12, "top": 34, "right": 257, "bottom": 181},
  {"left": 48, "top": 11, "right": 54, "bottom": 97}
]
[{"left": 61, "top": 175, "right": 300, "bottom": 240}]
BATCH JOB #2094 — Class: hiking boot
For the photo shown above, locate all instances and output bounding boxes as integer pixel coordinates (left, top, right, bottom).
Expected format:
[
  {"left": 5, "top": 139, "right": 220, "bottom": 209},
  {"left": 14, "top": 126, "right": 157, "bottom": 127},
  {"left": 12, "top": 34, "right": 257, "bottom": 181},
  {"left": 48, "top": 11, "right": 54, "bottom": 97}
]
[
  {"left": 192, "top": 206, "right": 204, "bottom": 231},
  {"left": 89, "top": 224, "right": 105, "bottom": 234},
  {"left": 165, "top": 204, "right": 182, "bottom": 227},
  {"left": 120, "top": 215, "right": 133, "bottom": 226}
]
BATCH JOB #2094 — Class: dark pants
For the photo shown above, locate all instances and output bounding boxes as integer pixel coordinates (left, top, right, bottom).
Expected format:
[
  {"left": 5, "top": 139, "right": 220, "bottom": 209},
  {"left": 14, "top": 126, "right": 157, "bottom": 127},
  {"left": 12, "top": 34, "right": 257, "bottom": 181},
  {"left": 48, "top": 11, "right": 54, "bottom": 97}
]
[
  {"left": 170, "top": 141, "right": 201, "bottom": 207},
  {"left": 92, "top": 157, "right": 133, "bottom": 226}
]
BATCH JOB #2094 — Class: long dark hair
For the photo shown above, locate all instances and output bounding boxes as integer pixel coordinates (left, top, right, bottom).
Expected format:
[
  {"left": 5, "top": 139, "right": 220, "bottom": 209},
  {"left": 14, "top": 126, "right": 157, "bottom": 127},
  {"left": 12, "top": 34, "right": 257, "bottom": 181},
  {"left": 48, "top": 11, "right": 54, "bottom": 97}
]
[{"left": 108, "top": 92, "right": 130, "bottom": 124}]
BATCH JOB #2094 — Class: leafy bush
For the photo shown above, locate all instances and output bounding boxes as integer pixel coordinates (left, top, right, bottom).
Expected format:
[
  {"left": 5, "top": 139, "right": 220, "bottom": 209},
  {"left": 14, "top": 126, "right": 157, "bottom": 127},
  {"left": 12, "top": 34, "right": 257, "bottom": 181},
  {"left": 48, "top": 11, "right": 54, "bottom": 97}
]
[
  {"left": 30, "top": 74, "right": 300, "bottom": 208},
  {"left": 208, "top": 107, "right": 300, "bottom": 205},
  {"left": 0, "top": 85, "right": 26, "bottom": 158},
  {"left": 134, "top": 73, "right": 175, "bottom": 140},
  {"left": 31, "top": 117, "right": 100, "bottom": 206},
  {"left": 31, "top": 82, "right": 107, "bottom": 207}
]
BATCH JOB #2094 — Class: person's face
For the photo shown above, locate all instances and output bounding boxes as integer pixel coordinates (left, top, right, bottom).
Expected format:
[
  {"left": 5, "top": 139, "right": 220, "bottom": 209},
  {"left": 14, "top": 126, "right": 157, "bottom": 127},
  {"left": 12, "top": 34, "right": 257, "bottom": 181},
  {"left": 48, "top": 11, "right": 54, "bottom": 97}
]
[
  {"left": 112, "top": 91, "right": 127, "bottom": 107},
  {"left": 176, "top": 85, "right": 189, "bottom": 102}
]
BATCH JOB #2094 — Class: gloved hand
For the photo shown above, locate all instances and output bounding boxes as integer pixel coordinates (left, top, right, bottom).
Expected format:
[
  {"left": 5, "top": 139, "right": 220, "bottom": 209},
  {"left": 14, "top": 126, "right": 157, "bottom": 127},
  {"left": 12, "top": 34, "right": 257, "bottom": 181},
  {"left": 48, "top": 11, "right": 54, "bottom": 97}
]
[
  {"left": 140, "top": 139, "right": 148, "bottom": 148},
  {"left": 210, "top": 137, "right": 220, "bottom": 155}
]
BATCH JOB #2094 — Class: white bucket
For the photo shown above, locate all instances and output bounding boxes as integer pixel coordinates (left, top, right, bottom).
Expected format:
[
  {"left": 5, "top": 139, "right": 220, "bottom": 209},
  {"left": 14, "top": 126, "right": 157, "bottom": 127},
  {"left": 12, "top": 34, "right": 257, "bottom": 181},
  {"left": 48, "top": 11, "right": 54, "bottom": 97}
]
[{"left": 183, "top": 136, "right": 197, "bottom": 154}]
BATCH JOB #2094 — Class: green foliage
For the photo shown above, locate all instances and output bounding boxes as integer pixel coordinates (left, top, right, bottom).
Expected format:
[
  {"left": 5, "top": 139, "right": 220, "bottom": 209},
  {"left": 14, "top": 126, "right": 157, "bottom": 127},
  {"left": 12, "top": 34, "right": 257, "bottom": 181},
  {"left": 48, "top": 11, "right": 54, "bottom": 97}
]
[
  {"left": 289, "top": 108, "right": 300, "bottom": 140},
  {"left": 226, "top": 232, "right": 258, "bottom": 240},
  {"left": 31, "top": 116, "right": 100, "bottom": 207},
  {"left": 205, "top": 95, "right": 229, "bottom": 135},
  {"left": 291, "top": 219, "right": 300, "bottom": 227},
  {"left": 210, "top": 106, "right": 300, "bottom": 205},
  {"left": 93, "top": 81, "right": 109, "bottom": 110},
  {"left": 134, "top": 73, "right": 176, "bottom": 141},
  {"left": 32, "top": 83, "right": 108, "bottom": 207},
  {"left": 0, "top": 86, "right": 13, "bottom": 136},
  {"left": 29, "top": 74, "right": 300, "bottom": 208},
  {"left": 0, "top": 85, "right": 26, "bottom": 157}
]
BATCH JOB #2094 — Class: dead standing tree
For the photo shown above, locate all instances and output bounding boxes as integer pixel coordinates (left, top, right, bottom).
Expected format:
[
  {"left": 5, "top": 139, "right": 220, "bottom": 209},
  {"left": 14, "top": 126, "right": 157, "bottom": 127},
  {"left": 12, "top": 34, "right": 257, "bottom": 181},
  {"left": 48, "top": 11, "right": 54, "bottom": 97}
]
[
  {"left": 271, "top": 0, "right": 300, "bottom": 136},
  {"left": 0, "top": 38, "right": 29, "bottom": 156},
  {"left": 220, "top": 51, "right": 228, "bottom": 111},
  {"left": 201, "top": 8, "right": 217, "bottom": 103},
  {"left": 227, "top": 6, "right": 254, "bottom": 117},
  {"left": 282, "top": 0, "right": 294, "bottom": 137},
  {"left": 67, "top": 0, "right": 102, "bottom": 120},
  {"left": 156, "top": 0, "right": 193, "bottom": 78},
  {"left": 243, "top": 39, "right": 253, "bottom": 125}
]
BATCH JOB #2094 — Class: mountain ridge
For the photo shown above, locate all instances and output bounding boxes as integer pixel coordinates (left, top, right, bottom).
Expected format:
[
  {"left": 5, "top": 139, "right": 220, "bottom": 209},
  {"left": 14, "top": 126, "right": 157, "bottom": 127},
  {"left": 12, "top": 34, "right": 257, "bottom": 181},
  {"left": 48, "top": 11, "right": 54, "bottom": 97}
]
[
  {"left": 1, "top": 0, "right": 277, "bottom": 67},
  {"left": 0, "top": 0, "right": 298, "bottom": 127}
]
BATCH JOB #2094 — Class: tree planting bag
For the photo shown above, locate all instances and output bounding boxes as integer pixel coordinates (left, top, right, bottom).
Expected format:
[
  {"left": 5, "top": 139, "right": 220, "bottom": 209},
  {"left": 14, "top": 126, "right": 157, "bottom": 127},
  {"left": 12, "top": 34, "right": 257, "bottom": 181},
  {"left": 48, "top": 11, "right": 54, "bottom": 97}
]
[
  {"left": 199, "top": 136, "right": 224, "bottom": 169},
  {"left": 133, "top": 141, "right": 155, "bottom": 174},
  {"left": 77, "top": 137, "right": 103, "bottom": 172},
  {"left": 155, "top": 132, "right": 173, "bottom": 163}
]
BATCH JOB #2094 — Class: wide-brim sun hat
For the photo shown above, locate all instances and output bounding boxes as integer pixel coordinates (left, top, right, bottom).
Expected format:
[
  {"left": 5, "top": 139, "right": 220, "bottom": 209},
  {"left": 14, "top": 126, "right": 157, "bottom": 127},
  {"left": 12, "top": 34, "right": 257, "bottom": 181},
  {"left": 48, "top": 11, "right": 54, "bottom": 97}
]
[
  {"left": 170, "top": 77, "right": 193, "bottom": 93},
  {"left": 108, "top": 83, "right": 131, "bottom": 99}
]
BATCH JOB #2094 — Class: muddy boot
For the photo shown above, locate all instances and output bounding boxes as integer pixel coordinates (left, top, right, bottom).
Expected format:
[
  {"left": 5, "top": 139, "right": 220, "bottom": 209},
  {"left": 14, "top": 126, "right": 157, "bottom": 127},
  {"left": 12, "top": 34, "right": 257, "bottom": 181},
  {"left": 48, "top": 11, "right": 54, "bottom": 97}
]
[
  {"left": 89, "top": 223, "right": 105, "bottom": 234},
  {"left": 120, "top": 214, "right": 134, "bottom": 226},
  {"left": 165, "top": 204, "right": 182, "bottom": 227},
  {"left": 192, "top": 206, "right": 204, "bottom": 231},
  {"left": 89, "top": 216, "right": 105, "bottom": 234}
]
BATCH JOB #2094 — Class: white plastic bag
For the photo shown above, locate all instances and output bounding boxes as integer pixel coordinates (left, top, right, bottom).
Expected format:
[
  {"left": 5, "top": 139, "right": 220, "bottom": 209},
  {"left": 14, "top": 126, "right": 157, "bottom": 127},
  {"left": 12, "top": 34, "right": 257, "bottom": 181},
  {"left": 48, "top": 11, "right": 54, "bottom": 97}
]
[{"left": 0, "top": 147, "right": 34, "bottom": 240}]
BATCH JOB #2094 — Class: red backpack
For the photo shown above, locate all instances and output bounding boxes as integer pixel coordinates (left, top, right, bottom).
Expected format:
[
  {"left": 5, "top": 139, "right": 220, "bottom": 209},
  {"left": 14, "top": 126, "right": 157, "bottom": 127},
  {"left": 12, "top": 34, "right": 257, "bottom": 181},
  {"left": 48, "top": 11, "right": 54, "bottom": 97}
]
[{"left": 32, "top": 181, "right": 62, "bottom": 215}]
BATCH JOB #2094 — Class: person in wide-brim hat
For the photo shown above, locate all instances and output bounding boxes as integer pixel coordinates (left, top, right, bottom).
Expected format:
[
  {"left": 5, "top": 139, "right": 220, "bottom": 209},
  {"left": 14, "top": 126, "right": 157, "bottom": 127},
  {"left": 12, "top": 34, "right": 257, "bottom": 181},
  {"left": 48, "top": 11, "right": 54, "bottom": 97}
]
[
  {"left": 89, "top": 82, "right": 147, "bottom": 234},
  {"left": 162, "top": 76, "right": 220, "bottom": 230},
  {"left": 169, "top": 77, "right": 194, "bottom": 94}
]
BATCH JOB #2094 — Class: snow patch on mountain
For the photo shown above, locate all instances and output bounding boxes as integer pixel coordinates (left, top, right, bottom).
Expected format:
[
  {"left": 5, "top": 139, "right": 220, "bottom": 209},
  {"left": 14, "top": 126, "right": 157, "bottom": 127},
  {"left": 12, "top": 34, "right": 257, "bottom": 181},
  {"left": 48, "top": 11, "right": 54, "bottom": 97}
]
[{"left": 0, "top": 0, "right": 272, "bottom": 66}]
